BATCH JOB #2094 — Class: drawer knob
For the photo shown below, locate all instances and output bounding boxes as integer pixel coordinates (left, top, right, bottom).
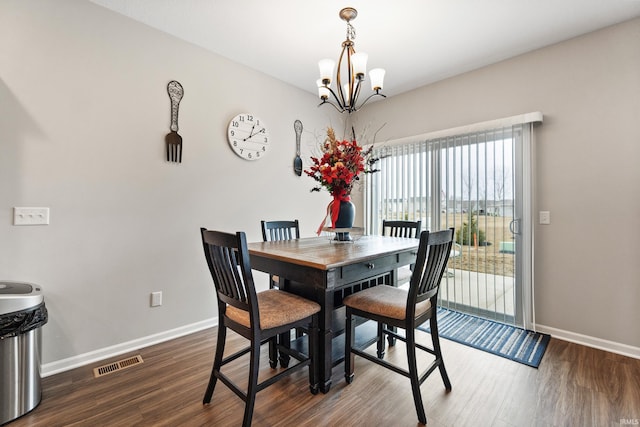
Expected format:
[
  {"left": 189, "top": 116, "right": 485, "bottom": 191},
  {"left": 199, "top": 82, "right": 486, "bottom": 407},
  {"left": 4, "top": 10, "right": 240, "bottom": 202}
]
[{"left": 366, "top": 263, "right": 375, "bottom": 269}]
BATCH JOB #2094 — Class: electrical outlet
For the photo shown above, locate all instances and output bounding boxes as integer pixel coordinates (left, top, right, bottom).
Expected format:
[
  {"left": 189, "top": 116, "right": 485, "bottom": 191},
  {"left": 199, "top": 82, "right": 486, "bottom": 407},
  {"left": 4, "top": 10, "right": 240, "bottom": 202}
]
[{"left": 151, "top": 291, "right": 162, "bottom": 307}]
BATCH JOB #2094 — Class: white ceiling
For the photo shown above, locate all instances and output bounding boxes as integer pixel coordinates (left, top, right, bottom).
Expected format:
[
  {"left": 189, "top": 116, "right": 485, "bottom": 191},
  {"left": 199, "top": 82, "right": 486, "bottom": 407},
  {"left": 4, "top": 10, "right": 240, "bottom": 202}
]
[{"left": 89, "top": 0, "right": 640, "bottom": 98}]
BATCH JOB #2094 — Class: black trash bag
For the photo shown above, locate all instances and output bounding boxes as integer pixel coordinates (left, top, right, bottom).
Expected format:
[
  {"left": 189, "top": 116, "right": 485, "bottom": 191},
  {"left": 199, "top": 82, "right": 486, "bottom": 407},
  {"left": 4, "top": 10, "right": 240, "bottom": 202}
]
[{"left": 0, "top": 302, "right": 48, "bottom": 339}]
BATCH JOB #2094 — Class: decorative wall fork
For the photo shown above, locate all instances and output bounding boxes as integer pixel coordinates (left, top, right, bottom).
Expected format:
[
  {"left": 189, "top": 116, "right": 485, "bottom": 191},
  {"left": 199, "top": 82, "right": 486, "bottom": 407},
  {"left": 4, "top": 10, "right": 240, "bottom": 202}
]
[{"left": 166, "top": 80, "right": 184, "bottom": 163}]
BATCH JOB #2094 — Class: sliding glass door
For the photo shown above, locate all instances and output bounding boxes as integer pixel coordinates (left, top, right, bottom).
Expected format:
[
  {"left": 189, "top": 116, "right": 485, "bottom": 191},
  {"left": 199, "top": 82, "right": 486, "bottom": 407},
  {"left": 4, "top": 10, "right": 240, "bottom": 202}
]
[{"left": 366, "top": 123, "right": 535, "bottom": 328}]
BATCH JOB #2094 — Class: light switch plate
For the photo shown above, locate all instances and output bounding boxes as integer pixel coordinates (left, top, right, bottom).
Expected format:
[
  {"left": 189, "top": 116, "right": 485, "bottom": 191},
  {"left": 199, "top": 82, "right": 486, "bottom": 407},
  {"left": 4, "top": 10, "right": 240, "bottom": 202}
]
[
  {"left": 13, "top": 207, "right": 50, "bottom": 225},
  {"left": 539, "top": 211, "right": 551, "bottom": 225},
  {"left": 151, "top": 291, "right": 163, "bottom": 307}
]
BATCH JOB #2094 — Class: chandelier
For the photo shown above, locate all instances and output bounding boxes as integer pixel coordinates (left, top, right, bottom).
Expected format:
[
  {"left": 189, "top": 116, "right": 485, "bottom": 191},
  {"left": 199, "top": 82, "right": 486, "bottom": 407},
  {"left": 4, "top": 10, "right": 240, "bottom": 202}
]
[{"left": 316, "top": 7, "right": 386, "bottom": 114}]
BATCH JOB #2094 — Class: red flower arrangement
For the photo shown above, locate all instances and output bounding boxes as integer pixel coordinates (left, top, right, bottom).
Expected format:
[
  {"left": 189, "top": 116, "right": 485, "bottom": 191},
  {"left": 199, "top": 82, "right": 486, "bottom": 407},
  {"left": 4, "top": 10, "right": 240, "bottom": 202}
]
[{"left": 305, "top": 127, "right": 378, "bottom": 231}]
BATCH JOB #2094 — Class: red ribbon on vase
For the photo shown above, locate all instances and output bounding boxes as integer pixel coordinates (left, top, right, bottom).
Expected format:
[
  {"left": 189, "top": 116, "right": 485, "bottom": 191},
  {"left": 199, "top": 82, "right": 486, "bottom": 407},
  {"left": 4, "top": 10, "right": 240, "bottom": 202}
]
[{"left": 316, "top": 191, "right": 351, "bottom": 235}]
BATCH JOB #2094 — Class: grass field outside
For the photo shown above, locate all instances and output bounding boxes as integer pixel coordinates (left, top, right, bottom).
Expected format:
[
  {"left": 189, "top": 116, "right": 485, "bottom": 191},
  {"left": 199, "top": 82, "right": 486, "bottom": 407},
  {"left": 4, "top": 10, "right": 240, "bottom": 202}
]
[{"left": 426, "top": 213, "right": 516, "bottom": 278}]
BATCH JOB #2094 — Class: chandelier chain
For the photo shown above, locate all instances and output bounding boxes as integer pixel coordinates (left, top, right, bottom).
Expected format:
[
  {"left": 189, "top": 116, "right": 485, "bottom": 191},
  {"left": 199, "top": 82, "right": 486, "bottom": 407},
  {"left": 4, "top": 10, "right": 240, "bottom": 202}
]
[{"left": 346, "top": 22, "right": 356, "bottom": 42}]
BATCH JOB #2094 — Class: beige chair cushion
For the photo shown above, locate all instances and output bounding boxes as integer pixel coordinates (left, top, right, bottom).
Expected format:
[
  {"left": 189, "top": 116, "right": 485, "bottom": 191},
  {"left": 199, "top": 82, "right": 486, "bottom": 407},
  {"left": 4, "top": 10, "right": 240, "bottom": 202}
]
[
  {"left": 226, "top": 289, "right": 320, "bottom": 330},
  {"left": 343, "top": 285, "right": 431, "bottom": 320}
]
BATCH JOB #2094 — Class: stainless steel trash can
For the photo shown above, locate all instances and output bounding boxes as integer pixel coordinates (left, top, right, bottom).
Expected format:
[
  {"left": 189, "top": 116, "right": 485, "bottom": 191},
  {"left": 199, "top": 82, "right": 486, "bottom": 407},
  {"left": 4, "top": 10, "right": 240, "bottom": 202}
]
[{"left": 0, "top": 281, "right": 48, "bottom": 425}]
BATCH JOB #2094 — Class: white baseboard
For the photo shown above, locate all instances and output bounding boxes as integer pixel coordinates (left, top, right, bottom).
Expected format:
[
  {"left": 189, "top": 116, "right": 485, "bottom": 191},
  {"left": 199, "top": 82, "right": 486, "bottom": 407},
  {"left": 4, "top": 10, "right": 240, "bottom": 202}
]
[
  {"left": 42, "top": 319, "right": 639, "bottom": 378},
  {"left": 42, "top": 317, "right": 218, "bottom": 377},
  {"left": 536, "top": 324, "right": 640, "bottom": 360}
]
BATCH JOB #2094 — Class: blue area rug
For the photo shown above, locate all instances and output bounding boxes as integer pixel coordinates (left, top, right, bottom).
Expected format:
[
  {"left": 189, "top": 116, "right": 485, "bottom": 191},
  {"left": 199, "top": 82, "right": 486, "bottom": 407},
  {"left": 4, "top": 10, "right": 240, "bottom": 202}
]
[{"left": 418, "top": 307, "right": 550, "bottom": 368}]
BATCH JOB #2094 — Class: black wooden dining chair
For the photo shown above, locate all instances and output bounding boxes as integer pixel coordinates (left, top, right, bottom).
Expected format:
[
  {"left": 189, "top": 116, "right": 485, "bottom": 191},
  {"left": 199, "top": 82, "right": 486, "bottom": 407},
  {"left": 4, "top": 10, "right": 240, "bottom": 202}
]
[
  {"left": 381, "top": 219, "right": 423, "bottom": 347},
  {"left": 200, "top": 228, "right": 320, "bottom": 427},
  {"left": 381, "top": 219, "right": 422, "bottom": 238},
  {"left": 261, "top": 219, "right": 300, "bottom": 242},
  {"left": 343, "top": 228, "right": 455, "bottom": 425},
  {"left": 382, "top": 219, "right": 422, "bottom": 286},
  {"left": 261, "top": 219, "right": 300, "bottom": 289},
  {"left": 261, "top": 220, "right": 304, "bottom": 367}
]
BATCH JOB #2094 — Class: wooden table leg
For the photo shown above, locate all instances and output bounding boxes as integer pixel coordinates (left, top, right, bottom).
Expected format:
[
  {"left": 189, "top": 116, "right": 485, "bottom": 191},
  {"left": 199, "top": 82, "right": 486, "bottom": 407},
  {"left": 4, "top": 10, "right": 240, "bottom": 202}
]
[{"left": 319, "top": 289, "right": 333, "bottom": 393}]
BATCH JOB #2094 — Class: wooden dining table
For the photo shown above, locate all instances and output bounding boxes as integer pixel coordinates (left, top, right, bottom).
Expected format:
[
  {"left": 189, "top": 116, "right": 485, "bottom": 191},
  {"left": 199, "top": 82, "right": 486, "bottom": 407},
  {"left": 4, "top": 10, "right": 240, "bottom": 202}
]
[{"left": 247, "top": 234, "right": 420, "bottom": 393}]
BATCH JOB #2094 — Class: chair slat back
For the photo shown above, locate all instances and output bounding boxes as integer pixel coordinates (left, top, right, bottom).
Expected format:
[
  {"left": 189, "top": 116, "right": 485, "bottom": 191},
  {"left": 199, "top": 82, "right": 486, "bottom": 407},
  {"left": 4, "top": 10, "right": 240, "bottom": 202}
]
[
  {"left": 201, "top": 229, "right": 258, "bottom": 315},
  {"left": 409, "top": 228, "right": 455, "bottom": 304},
  {"left": 382, "top": 220, "right": 422, "bottom": 238},
  {"left": 261, "top": 220, "right": 300, "bottom": 242}
]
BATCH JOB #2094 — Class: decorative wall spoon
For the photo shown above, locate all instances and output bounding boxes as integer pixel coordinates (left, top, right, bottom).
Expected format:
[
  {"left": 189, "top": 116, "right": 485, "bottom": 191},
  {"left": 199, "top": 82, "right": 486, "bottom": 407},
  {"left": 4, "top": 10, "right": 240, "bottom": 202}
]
[{"left": 293, "top": 119, "right": 303, "bottom": 176}]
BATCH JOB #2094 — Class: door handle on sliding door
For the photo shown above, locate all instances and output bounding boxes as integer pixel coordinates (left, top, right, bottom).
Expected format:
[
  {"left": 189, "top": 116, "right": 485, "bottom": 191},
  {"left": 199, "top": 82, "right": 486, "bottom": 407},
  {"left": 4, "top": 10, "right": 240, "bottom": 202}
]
[{"left": 509, "top": 219, "right": 521, "bottom": 235}]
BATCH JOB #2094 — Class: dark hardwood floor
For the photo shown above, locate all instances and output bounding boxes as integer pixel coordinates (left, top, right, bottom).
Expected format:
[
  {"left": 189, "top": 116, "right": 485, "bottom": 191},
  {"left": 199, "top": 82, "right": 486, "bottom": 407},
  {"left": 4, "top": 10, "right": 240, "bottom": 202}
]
[{"left": 11, "top": 326, "right": 640, "bottom": 426}]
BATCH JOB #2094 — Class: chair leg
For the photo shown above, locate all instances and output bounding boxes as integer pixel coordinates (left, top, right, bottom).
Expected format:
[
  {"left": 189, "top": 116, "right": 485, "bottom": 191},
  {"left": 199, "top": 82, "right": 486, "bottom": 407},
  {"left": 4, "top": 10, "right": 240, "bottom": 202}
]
[
  {"left": 344, "top": 308, "right": 355, "bottom": 384},
  {"left": 387, "top": 329, "right": 397, "bottom": 347},
  {"left": 308, "top": 315, "right": 320, "bottom": 394},
  {"left": 203, "top": 323, "right": 227, "bottom": 404},
  {"left": 376, "top": 322, "right": 386, "bottom": 359},
  {"left": 242, "top": 335, "right": 261, "bottom": 427},
  {"left": 278, "top": 330, "right": 292, "bottom": 368},
  {"left": 268, "top": 336, "right": 278, "bottom": 369},
  {"left": 406, "top": 327, "right": 427, "bottom": 425},
  {"left": 430, "top": 315, "right": 452, "bottom": 390}
]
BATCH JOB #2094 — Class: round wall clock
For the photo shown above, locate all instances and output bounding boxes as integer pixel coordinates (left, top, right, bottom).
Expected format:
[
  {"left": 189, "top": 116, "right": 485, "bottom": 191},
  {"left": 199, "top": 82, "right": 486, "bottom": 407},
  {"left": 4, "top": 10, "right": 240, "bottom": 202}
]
[{"left": 227, "top": 113, "right": 270, "bottom": 160}]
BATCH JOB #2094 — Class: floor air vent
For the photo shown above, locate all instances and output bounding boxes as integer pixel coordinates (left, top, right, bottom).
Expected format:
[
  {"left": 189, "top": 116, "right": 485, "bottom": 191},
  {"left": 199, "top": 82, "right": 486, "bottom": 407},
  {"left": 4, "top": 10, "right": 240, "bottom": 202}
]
[{"left": 93, "top": 355, "right": 144, "bottom": 378}]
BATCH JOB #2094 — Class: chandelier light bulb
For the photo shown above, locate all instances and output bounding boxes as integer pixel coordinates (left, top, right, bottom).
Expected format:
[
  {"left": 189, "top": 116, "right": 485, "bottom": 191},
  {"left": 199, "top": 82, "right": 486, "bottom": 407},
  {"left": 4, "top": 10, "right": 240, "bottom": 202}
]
[
  {"left": 318, "top": 59, "right": 335, "bottom": 85},
  {"left": 343, "top": 83, "right": 351, "bottom": 103},
  {"left": 352, "top": 52, "right": 368, "bottom": 79},
  {"left": 369, "top": 68, "right": 385, "bottom": 91}
]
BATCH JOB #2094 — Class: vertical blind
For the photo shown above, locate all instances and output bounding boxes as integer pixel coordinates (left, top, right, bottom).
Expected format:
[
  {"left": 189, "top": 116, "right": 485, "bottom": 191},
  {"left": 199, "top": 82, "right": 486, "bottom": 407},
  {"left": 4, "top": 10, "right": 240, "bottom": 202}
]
[
  {"left": 367, "top": 127, "right": 518, "bottom": 235},
  {"left": 365, "top": 113, "right": 542, "bottom": 327}
]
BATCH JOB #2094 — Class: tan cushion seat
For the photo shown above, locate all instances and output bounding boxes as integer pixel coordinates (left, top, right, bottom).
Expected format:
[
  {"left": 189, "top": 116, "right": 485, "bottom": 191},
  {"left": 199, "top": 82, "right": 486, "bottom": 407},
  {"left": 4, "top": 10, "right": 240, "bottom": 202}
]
[
  {"left": 343, "top": 285, "right": 431, "bottom": 320},
  {"left": 226, "top": 289, "right": 320, "bottom": 330}
]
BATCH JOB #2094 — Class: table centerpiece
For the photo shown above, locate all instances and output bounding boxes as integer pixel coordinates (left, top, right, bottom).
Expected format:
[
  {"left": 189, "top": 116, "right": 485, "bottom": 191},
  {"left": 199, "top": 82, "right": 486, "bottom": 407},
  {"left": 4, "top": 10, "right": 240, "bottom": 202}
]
[{"left": 305, "top": 127, "right": 379, "bottom": 241}]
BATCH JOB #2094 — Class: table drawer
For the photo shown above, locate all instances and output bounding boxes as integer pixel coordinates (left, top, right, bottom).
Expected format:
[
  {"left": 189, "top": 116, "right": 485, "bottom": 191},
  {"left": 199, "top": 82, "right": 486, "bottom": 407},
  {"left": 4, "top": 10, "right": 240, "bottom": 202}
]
[
  {"left": 340, "top": 254, "right": 397, "bottom": 282},
  {"left": 397, "top": 250, "right": 418, "bottom": 267}
]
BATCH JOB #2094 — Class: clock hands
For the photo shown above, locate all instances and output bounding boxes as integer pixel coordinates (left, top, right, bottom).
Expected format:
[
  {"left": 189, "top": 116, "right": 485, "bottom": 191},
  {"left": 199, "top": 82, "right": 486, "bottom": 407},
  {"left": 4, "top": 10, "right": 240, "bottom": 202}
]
[
  {"left": 243, "top": 124, "right": 257, "bottom": 142},
  {"left": 243, "top": 125, "right": 266, "bottom": 142}
]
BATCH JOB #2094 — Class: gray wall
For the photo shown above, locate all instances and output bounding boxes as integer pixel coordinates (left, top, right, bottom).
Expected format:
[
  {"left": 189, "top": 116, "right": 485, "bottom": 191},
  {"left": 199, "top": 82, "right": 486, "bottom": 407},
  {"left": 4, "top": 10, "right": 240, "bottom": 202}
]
[
  {"left": 1, "top": 0, "right": 638, "bottom": 373},
  {"left": 0, "top": 0, "right": 343, "bottom": 371},
  {"left": 360, "top": 18, "right": 640, "bottom": 350}
]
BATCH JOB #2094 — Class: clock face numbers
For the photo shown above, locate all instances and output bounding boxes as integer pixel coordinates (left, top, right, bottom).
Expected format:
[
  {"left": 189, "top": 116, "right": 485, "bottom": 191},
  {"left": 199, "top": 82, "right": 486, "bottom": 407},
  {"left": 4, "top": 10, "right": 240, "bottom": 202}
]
[{"left": 227, "top": 113, "right": 270, "bottom": 160}]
